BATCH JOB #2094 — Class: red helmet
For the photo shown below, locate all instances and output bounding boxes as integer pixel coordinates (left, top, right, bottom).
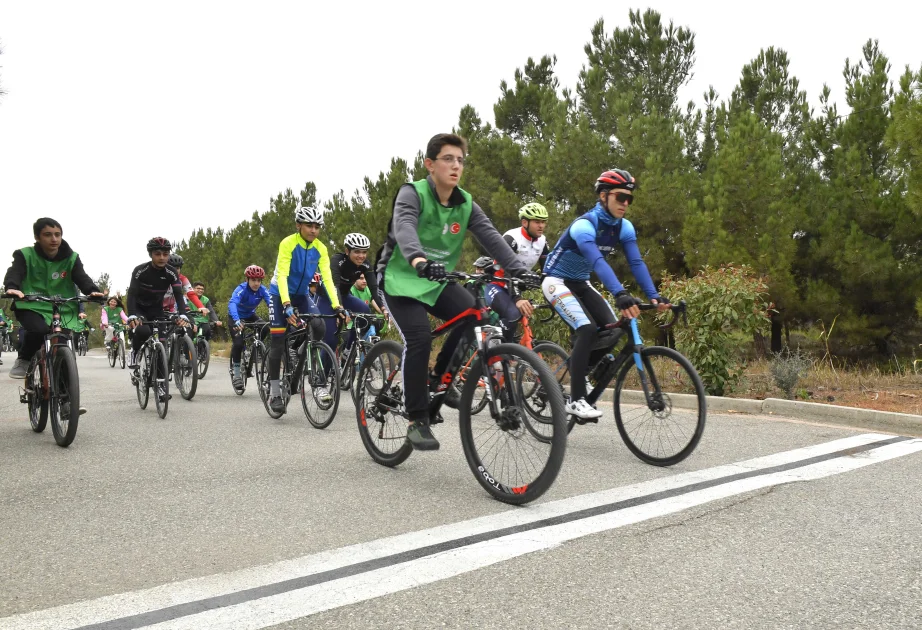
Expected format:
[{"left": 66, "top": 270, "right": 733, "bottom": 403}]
[
  {"left": 595, "top": 169, "right": 636, "bottom": 194},
  {"left": 310, "top": 273, "right": 322, "bottom": 285},
  {"left": 244, "top": 265, "right": 265, "bottom": 279}
]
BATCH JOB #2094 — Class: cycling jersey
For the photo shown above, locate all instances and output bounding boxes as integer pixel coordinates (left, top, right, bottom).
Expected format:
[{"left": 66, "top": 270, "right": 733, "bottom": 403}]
[
  {"left": 163, "top": 273, "right": 204, "bottom": 313},
  {"left": 269, "top": 233, "right": 339, "bottom": 308},
  {"left": 330, "top": 252, "right": 379, "bottom": 306},
  {"left": 492, "top": 227, "right": 548, "bottom": 282},
  {"left": 228, "top": 281, "right": 271, "bottom": 321},
  {"left": 543, "top": 203, "right": 659, "bottom": 299},
  {"left": 127, "top": 262, "right": 188, "bottom": 316}
]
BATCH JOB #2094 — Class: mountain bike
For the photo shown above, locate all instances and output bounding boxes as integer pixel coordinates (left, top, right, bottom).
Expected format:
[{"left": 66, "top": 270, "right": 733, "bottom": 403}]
[
  {"left": 130, "top": 318, "right": 177, "bottom": 419},
  {"left": 8, "top": 294, "right": 103, "bottom": 447},
  {"left": 75, "top": 328, "right": 90, "bottom": 356},
  {"left": 354, "top": 272, "right": 567, "bottom": 505},
  {"left": 256, "top": 312, "right": 341, "bottom": 428},
  {"left": 519, "top": 300, "right": 706, "bottom": 466},
  {"left": 162, "top": 320, "right": 198, "bottom": 400},
  {"left": 230, "top": 321, "right": 269, "bottom": 396},
  {"left": 106, "top": 323, "right": 127, "bottom": 369}
]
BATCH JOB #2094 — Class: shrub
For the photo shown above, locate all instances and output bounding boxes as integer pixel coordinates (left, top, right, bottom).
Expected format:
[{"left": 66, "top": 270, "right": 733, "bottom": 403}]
[{"left": 770, "top": 348, "right": 812, "bottom": 399}]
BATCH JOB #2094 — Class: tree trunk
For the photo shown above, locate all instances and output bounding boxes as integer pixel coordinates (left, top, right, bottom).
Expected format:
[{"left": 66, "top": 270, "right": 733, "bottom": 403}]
[{"left": 770, "top": 312, "right": 783, "bottom": 353}]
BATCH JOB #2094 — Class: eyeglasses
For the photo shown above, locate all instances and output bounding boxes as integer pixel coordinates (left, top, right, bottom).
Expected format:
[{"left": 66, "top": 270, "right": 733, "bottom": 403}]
[
  {"left": 610, "top": 192, "right": 633, "bottom": 205},
  {"left": 434, "top": 155, "right": 466, "bottom": 166}
]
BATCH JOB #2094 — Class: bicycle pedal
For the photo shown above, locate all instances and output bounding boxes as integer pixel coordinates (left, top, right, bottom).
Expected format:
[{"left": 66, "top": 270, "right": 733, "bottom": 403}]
[{"left": 570, "top": 415, "right": 599, "bottom": 425}]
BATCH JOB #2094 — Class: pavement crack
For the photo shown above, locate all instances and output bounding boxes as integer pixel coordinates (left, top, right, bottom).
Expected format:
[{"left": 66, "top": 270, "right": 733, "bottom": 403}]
[{"left": 634, "top": 486, "right": 778, "bottom": 537}]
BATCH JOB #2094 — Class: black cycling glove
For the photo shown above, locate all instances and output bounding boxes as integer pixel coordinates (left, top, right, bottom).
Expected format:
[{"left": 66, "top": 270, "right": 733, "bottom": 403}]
[{"left": 416, "top": 260, "right": 446, "bottom": 281}]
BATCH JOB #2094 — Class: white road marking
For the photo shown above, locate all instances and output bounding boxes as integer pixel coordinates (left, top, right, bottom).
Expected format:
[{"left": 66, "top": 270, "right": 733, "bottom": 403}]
[{"left": 1, "top": 433, "right": 919, "bottom": 630}]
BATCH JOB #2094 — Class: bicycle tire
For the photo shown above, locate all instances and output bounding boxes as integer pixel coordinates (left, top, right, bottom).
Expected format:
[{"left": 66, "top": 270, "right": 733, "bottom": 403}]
[
  {"left": 259, "top": 348, "right": 286, "bottom": 419},
  {"left": 26, "top": 356, "right": 48, "bottom": 433},
  {"left": 355, "top": 340, "right": 412, "bottom": 467},
  {"left": 301, "top": 341, "right": 340, "bottom": 429},
  {"left": 118, "top": 339, "right": 126, "bottom": 369},
  {"left": 350, "top": 342, "right": 384, "bottom": 405},
  {"left": 136, "top": 345, "right": 150, "bottom": 409},
  {"left": 613, "top": 346, "right": 706, "bottom": 466},
  {"left": 153, "top": 342, "right": 170, "bottom": 419},
  {"left": 459, "top": 343, "right": 567, "bottom": 505},
  {"left": 338, "top": 345, "right": 356, "bottom": 392},
  {"left": 519, "top": 341, "right": 570, "bottom": 443},
  {"left": 252, "top": 341, "right": 266, "bottom": 400},
  {"left": 173, "top": 334, "right": 198, "bottom": 400},
  {"left": 108, "top": 343, "right": 117, "bottom": 367},
  {"left": 197, "top": 337, "right": 210, "bottom": 379},
  {"left": 49, "top": 347, "right": 80, "bottom": 447}
]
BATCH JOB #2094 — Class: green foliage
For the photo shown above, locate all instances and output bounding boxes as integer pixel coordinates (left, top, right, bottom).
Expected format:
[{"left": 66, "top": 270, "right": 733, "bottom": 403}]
[{"left": 660, "top": 265, "right": 771, "bottom": 395}]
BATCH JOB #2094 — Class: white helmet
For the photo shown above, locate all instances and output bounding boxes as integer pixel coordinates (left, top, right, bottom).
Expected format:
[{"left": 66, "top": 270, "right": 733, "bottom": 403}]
[
  {"left": 295, "top": 205, "right": 324, "bottom": 225},
  {"left": 344, "top": 233, "right": 370, "bottom": 250}
]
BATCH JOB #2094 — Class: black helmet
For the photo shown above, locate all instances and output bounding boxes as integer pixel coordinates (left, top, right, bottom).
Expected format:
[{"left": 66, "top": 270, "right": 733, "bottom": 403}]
[
  {"left": 168, "top": 253, "right": 184, "bottom": 268},
  {"left": 146, "top": 237, "right": 172, "bottom": 252}
]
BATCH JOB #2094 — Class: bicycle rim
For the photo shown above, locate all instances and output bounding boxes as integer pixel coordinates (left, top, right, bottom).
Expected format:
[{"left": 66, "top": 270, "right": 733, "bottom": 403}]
[
  {"left": 154, "top": 344, "right": 169, "bottom": 419},
  {"left": 259, "top": 349, "right": 284, "bottom": 419},
  {"left": 459, "top": 344, "right": 567, "bottom": 505},
  {"left": 49, "top": 348, "right": 80, "bottom": 447},
  {"left": 301, "top": 341, "right": 340, "bottom": 429},
  {"left": 118, "top": 339, "right": 126, "bottom": 369},
  {"left": 136, "top": 346, "right": 150, "bottom": 409},
  {"left": 27, "top": 358, "right": 48, "bottom": 432},
  {"left": 355, "top": 340, "right": 412, "bottom": 466},
  {"left": 518, "top": 342, "right": 570, "bottom": 443},
  {"left": 175, "top": 335, "right": 198, "bottom": 400},
  {"left": 614, "top": 346, "right": 706, "bottom": 466},
  {"left": 197, "top": 338, "right": 210, "bottom": 379}
]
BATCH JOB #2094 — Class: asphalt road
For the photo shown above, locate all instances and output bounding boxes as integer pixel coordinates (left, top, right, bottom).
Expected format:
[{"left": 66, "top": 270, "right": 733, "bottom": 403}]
[{"left": 1, "top": 350, "right": 920, "bottom": 629}]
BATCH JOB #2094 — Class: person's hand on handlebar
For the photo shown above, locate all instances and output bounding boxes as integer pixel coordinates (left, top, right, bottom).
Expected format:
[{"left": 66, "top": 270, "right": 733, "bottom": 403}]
[
  {"left": 5, "top": 289, "right": 24, "bottom": 299},
  {"left": 283, "top": 304, "right": 300, "bottom": 327},
  {"left": 335, "top": 306, "right": 350, "bottom": 324},
  {"left": 651, "top": 296, "right": 671, "bottom": 313},
  {"left": 614, "top": 291, "right": 641, "bottom": 319},
  {"left": 516, "top": 299, "right": 534, "bottom": 318},
  {"left": 414, "top": 259, "right": 446, "bottom": 281}
]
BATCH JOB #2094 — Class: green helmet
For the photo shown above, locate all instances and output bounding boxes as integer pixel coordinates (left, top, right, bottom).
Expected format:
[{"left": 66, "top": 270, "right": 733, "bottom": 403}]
[{"left": 518, "top": 202, "right": 549, "bottom": 221}]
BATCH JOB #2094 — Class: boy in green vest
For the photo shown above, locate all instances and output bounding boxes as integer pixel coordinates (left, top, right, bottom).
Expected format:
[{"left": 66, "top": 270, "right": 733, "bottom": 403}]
[
  {"left": 3, "top": 218, "right": 104, "bottom": 378},
  {"left": 376, "top": 133, "right": 539, "bottom": 450},
  {"left": 190, "top": 282, "right": 222, "bottom": 340}
]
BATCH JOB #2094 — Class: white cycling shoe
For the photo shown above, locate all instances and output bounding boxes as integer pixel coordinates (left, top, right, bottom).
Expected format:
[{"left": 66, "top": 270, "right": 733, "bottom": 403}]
[{"left": 565, "top": 397, "right": 603, "bottom": 420}]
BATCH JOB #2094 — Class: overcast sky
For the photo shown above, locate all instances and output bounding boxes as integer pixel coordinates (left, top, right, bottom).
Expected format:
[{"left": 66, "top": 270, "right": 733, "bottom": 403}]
[{"left": 1, "top": 1, "right": 919, "bottom": 295}]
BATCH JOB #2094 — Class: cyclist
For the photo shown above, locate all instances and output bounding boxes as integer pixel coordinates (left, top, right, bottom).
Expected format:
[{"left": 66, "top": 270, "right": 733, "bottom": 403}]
[
  {"left": 126, "top": 237, "right": 192, "bottom": 376},
  {"left": 330, "top": 233, "right": 388, "bottom": 353},
  {"left": 542, "top": 168, "right": 670, "bottom": 420},
  {"left": 376, "top": 133, "right": 537, "bottom": 450},
  {"left": 266, "top": 205, "right": 346, "bottom": 414},
  {"left": 101, "top": 296, "right": 129, "bottom": 348},
  {"left": 73, "top": 302, "right": 94, "bottom": 351},
  {"left": 228, "top": 265, "right": 272, "bottom": 388},
  {"left": 483, "top": 202, "right": 549, "bottom": 343},
  {"left": 162, "top": 253, "right": 208, "bottom": 316},
  {"left": 3, "top": 218, "right": 104, "bottom": 380},
  {"left": 190, "top": 282, "right": 222, "bottom": 341}
]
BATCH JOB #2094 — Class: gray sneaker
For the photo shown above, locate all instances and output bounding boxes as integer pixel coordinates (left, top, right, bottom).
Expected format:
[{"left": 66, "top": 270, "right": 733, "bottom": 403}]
[{"left": 9, "top": 358, "right": 28, "bottom": 379}]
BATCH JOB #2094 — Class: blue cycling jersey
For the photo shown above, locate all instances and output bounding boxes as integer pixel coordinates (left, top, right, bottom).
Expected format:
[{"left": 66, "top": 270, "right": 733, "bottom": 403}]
[
  {"left": 543, "top": 203, "right": 659, "bottom": 299},
  {"left": 228, "top": 282, "right": 272, "bottom": 321}
]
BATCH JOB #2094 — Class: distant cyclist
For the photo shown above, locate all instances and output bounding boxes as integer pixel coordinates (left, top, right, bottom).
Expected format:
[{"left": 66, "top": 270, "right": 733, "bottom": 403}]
[{"left": 227, "top": 265, "right": 272, "bottom": 389}]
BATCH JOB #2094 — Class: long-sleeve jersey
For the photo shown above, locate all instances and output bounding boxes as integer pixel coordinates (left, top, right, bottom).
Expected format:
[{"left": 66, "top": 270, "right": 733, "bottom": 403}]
[
  {"left": 3, "top": 240, "right": 99, "bottom": 296},
  {"left": 490, "top": 227, "right": 549, "bottom": 287},
  {"left": 543, "top": 203, "right": 659, "bottom": 299},
  {"left": 127, "top": 262, "right": 188, "bottom": 316},
  {"left": 269, "top": 233, "right": 340, "bottom": 308},
  {"left": 227, "top": 282, "right": 272, "bottom": 321},
  {"left": 330, "top": 252, "right": 379, "bottom": 306},
  {"left": 163, "top": 273, "right": 204, "bottom": 312}
]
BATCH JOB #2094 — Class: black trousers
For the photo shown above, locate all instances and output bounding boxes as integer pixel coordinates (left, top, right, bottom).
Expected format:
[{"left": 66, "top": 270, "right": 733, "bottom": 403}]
[
  {"left": 14, "top": 309, "right": 50, "bottom": 362},
  {"left": 381, "top": 279, "right": 474, "bottom": 423}
]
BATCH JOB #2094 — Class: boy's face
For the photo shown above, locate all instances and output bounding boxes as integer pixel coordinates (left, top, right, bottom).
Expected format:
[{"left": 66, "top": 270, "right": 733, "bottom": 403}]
[
  {"left": 355, "top": 277, "right": 367, "bottom": 290},
  {"left": 150, "top": 249, "right": 170, "bottom": 268},
  {"left": 37, "top": 225, "right": 63, "bottom": 257},
  {"left": 297, "top": 222, "right": 321, "bottom": 242}
]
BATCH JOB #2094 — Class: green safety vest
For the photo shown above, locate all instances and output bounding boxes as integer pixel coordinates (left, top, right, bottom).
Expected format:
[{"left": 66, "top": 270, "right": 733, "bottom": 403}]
[
  {"left": 191, "top": 295, "right": 211, "bottom": 324},
  {"left": 383, "top": 179, "right": 472, "bottom": 306},
  {"left": 18, "top": 246, "right": 79, "bottom": 325},
  {"left": 104, "top": 306, "right": 123, "bottom": 326}
]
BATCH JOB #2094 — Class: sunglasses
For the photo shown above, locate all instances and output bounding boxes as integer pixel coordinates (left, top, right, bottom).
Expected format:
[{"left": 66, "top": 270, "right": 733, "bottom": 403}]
[{"left": 610, "top": 192, "right": 634, "bottom": 205}]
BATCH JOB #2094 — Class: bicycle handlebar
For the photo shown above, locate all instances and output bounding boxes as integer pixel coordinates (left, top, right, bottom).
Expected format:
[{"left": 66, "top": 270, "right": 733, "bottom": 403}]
[
  {"left": 4, "top": 294, "right": 107, "bottom": 305},
  {"left": 605, "top": 300, "right": 688, "bottom": 330}
]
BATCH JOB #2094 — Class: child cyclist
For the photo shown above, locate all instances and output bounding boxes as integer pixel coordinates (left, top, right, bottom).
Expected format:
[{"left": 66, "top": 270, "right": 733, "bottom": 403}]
[
  {"left": 542, "top": 169, "right": 670, "bottom": 420},
  {"left": 228, "top": 265, "right": 272, "bottom": 389}
]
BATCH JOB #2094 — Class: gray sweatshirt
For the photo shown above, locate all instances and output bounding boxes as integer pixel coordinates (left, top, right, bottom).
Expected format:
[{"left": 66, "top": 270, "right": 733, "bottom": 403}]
[{"left": 377, "top": 177, "right": 526, "bottom": 277}]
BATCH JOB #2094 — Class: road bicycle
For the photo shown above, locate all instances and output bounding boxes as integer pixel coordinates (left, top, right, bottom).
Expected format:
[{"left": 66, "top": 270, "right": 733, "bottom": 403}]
[
  {"left": 106, "top": 322, "right": 128, "bottom": 369},
  {"left": 162, "top": 320, "right": 198, "bottom": 401},
  {"left": 230, "top": 321, "right": 269, "bottom": 396},
  {"left": 354, "top": 272, "right": 567, "bottom": 505},
  {"left": 335, "top": 312, "right": 388, "bottom": 402},
  {"left": 130, "top": 318, "right": 177, "bottom": 419},
  {"left": 256, "top": 312, "right": 341, "bottom": 428}
]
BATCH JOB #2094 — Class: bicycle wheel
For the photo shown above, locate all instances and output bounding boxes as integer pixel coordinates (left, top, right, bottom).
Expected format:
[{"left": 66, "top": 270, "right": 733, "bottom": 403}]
[
  {"left": 451, "top": 343, "right": 489, "bottom": 415},
  {"left": 118, "top": 339, "right": 126, "bottom": 369},
  {"left": 153, "top": 342, "right": 170, "bottom": 419},
  {"left": 49, "top": 347, "right": 80, "bottom": 447},
  {"left": 338, "top": 345, "right": 356, "bottom": 392},
  {"left": 459, "top": 343, "right": 567, "bottom": 505},
  {"left": 108, "top": 342, "right": 117, "bottom": 367},
  {"left": 517, "top": 341, "right": 570, "bottom": 443},
  {"left": 252, "top": 342, "right": 265, "bottom": 400},
  {"left": 614, "top": 346, "right": 706, "bottom": 466},
  {"left": 351, "top": 342, "right": 384, "bottom": 404},
  {"left": 301, "top": 341, "right": 340, "bottom": 429},
  {"left": 136, "top": 346, "right": 150, "bottom": 409},
  {"left": 26, "top": 357, "right": 48, "bottom": 433},
  {"left": 196, "top": 337, "right": 210, "bottom": 379},
  {"left": 259, "top": 348, "right": 286, "bottom": 419},
  {"left": 355, "top": 340, "right": 412, "bottom": 467},
  {"left": 173, "top": 334, "right": 198, "bottom": 400}
]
